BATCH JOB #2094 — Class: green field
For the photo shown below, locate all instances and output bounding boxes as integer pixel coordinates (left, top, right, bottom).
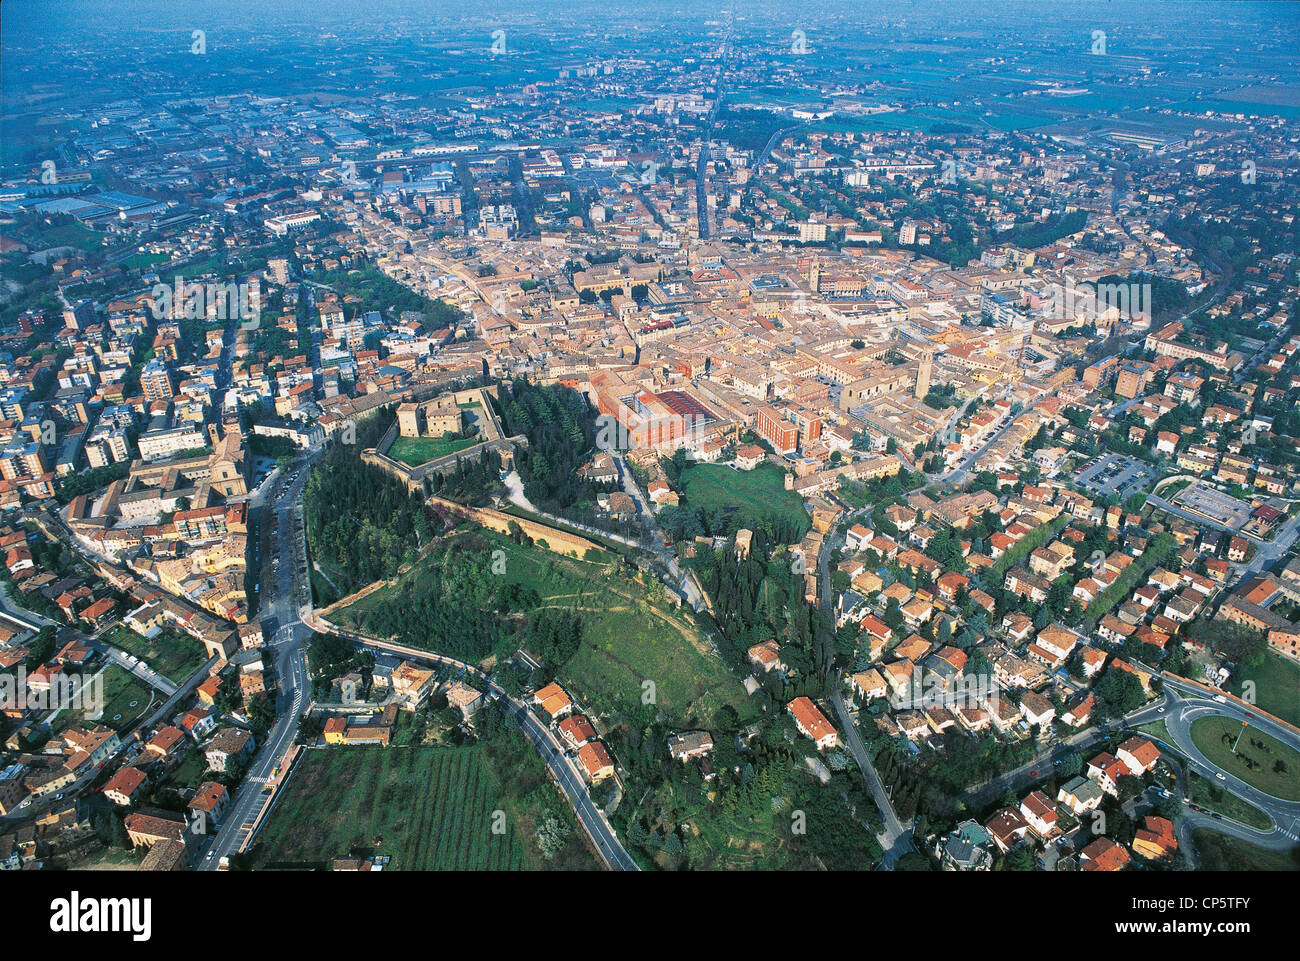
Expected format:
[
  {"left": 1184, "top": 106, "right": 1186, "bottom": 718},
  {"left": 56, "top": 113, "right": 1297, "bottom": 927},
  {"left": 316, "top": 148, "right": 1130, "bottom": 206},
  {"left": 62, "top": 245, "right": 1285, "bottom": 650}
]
[
  {"left": 387, "top": 434, "right": 479, "bottom": 466},
  {"left": 1187, "top": 773, "right": 1273, "bottom": 831},
  {"left": 19, "top": 221, "right": 106, "bottom": 252},
  {"left": 339, "top": 527, "right": 754, "bottom": 727},
  {"left": 121, "top": 252, "right": 171, "bottom": 269},
  {"left": 101, "top": 626, "right": 208, "bottom": 685},
  {"left": 1137, "top": 720, "right": 1172, "bottom": 744},
  {"left": 1193, "top": 830, "right": 1300, "bottom": 872},
  {"left": 1228, "top": 652, "right": 1300, "bottom": 728},
  {"left": 679, "top": 463, "right": 809, "bottom": 539},
  {"left": 54, "top": 665, "right": 155, "bottom": 734},
  {"left": 1190, "top": 716, "right": 1300, "bottom": 801},
  {"left": 250, "top": 745, "right": 527, "bottom": 870}
]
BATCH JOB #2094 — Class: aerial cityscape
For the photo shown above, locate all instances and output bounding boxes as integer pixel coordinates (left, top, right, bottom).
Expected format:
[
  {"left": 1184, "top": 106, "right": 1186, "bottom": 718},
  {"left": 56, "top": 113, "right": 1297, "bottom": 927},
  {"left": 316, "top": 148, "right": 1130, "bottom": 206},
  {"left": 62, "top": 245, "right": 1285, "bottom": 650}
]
[{"left": 1, "top": 0, "right": 1297, "bottom": 906}]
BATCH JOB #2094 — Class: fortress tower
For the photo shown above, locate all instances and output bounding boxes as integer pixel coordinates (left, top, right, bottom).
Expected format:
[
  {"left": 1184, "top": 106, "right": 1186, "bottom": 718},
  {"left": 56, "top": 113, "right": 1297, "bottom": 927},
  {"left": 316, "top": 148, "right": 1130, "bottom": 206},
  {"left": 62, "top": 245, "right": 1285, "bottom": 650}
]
[{"left": 915, "top": 350, "right": 933, "bottom": 400}]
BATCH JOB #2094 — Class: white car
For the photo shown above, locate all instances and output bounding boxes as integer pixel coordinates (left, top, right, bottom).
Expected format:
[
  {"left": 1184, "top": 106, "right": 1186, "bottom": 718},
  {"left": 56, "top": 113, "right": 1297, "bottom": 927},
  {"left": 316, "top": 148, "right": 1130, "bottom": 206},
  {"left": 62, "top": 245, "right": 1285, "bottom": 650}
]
[{"left": 1215, "top": 772, "right": 1226, "bottom": 781}]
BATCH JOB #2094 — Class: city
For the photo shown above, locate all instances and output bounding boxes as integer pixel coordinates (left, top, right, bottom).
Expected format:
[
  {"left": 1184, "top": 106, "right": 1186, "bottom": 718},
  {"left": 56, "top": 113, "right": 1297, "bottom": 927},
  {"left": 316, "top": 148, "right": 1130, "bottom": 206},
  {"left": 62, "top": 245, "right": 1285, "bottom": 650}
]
[{"left": 0, "top": 0, "right": 1296, "bottom": 922}]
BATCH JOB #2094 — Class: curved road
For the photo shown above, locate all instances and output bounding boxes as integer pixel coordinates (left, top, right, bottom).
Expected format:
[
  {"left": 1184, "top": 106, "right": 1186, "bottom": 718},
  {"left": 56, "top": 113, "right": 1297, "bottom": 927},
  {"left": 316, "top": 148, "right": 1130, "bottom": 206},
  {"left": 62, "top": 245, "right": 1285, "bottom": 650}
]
[
  {"left": 1156, "top": 676, "right": 1300, "bottom": 845},
  {"left": 305, "top": 617, "right": 639, "bottom": 871}
]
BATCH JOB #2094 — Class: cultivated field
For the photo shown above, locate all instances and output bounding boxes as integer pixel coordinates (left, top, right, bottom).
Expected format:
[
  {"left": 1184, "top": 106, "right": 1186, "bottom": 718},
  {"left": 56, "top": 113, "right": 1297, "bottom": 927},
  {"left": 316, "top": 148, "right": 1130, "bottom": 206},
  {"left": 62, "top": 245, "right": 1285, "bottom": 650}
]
[{"left": 249, "top": 745, "right": 527, "bottom": 870}]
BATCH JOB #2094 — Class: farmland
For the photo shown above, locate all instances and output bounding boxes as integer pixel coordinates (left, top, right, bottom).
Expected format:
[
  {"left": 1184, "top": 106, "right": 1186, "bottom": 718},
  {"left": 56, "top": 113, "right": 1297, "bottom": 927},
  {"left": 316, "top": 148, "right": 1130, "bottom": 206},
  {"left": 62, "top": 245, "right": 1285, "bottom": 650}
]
[{"left": 249, "top": 745, "right": 529, "bottom": 870}]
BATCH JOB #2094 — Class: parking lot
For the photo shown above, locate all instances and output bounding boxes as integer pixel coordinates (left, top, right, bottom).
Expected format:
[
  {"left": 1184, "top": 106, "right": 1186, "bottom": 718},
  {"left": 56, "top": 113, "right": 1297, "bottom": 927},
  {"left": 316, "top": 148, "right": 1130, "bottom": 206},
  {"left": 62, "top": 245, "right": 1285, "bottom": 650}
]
[{"left": 1075, "top": 453, "right": 1158, "bottom": 500}]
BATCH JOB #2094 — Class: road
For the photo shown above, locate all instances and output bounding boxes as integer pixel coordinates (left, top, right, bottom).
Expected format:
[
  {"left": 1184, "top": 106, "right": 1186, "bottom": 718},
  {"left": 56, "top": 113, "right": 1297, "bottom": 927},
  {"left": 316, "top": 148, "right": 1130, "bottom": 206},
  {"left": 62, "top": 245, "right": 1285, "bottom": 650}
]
[
  {"left": 693, "top": 15, "right": 733, "bottom": 240},
  {"left": 936, "top": 410, "right": 1015, "bottom": 485},
  {"left": 828, "top": 682, "right": 912, "bottom": 865},
  {"left": 503, "top": 460, "right": 705, "bottom": 612},
  {"left": 196, "top": 454, "right": 317, "bottom": 870},
  {"left": 955, "top": 679, "right": 1300, "bottom": 855},
  {"left": 610, "top": 454, "right": 707, "bottom": 610},
  {"left": 305, "top": 618, "right": 639, "bottom": 870},
  {"left": 1156, "top": 675, "right": 1300, "bottom": 845},
  {"left": 1146, "top": 487, "right": 1300, "bottom": 568},
  {"left": 815, "top": 507, "right": 912, "bottom": 865}
]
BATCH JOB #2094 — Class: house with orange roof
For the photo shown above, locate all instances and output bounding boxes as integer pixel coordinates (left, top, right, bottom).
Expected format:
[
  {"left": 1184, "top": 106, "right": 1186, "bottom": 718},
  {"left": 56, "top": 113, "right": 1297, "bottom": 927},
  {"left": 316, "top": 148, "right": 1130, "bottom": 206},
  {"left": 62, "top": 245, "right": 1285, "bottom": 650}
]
[
  {"left": 747, "top": 639, "right": 785, "bottom": 674},
  {"left": 1080, "top": 836, "right": 1131, "bottom": 871},
  {"left": 787, "top": 696, "right": 838, "bottom": 750},
  {"left": 576, "top": 741, "right": 615, "bottom": 783},
  {"left": 322, "top": 716, "right": 348, "bottom": 744},
  {"left": 533, "top": 681, "right": 574, "bottom": 720},
  {"left": 558, "top": 714, "right": 597, "bottom": 749},
  {"left": 180, "top": 707, "right": 216, "bottom": 741},
  {"left": 859, "top": 615, "right": 893, "bottom": 651},
  {"left": 1131, "top": 815, "right": 1178, "bottom": 861},
  {"left": 1087, "top": 751, "right": 1132, "bottom": 797},
  {"left": 1116, "top": 736, "right": 1160, "bottom": 777},
  {"left": 102, "top": 767, "right": 148, "bottom": 807},
  {"left": 1019, "top": 790, "right": 1060, "bottom": 840},
  {"left": 80, "top": 596, "right": 117, "bottom": 629},
  {"left": 144, "top": 726, "right": 186, "bottom": 763},
  {"left": 983, "top": 807, "right": 1029, "bottom": 853},
  {"left": 188, "top": 780, "right": 229, "bottom": 828},
  {"left": 197, "top": 675, "right": 222, "bottom": 705}
]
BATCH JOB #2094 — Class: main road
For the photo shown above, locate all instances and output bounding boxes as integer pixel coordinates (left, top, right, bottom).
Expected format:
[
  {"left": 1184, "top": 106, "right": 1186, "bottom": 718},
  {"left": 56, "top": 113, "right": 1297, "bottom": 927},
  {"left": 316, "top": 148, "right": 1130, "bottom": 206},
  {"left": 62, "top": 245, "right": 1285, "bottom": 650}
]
[{"left": 197, "top": 453, "right": 316, "bottom": 870}]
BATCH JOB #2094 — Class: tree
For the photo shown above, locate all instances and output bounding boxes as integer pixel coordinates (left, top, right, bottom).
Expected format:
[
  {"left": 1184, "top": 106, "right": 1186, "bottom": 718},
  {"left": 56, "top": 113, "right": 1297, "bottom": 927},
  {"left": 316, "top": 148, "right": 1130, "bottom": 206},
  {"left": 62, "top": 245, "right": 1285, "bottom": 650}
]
[
  {"left": 1095, "top": 669, "right": 1146, "bottom": 719},
  {"left": 1057, "top": 749, "right": 1083, "bottom": 778},
  {"left": 25, "top": 626, "right": 56, "bottom": 668}
]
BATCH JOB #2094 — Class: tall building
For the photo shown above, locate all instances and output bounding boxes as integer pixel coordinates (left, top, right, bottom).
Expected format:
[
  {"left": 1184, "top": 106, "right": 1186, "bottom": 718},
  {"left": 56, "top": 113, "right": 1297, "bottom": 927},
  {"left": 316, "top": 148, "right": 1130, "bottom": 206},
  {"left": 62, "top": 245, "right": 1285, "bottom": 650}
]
[
  {"left": 141, "top": 359, "right": 174, "bottom": 402},
  {"left": 915, "top": 351, "right": 933, "bottom": 400},
  {"left": 756, "top": 405, "right": 800, "bottom": 456}
]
